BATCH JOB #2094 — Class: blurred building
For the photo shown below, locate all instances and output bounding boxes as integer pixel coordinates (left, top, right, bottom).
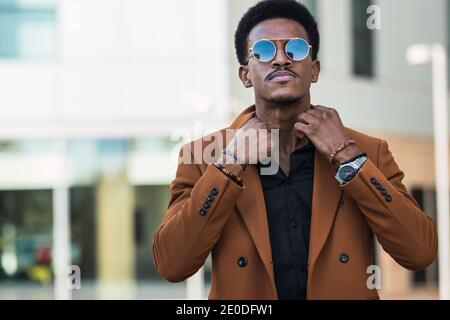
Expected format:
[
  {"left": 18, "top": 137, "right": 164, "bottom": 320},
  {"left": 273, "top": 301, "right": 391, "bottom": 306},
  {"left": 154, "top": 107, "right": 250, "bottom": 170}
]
[{"left": 0, "top": 0, "right": 446, "bottom": 299}]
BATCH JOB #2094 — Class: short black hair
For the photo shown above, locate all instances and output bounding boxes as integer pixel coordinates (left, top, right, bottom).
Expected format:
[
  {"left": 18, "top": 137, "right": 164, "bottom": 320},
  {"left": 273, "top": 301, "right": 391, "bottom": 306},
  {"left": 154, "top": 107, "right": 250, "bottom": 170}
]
[{"left": 234, "top": 0, "right": 320, "bottom": 65}]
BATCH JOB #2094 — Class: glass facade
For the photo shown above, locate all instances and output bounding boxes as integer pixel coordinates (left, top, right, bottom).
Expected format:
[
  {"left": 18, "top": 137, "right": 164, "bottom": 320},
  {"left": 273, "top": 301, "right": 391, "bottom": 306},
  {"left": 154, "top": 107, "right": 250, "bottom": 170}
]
[
  {"left": 0, "top": 0, "right": 57, "bottom": 59},
  {"left": 352, "top": 0, "right": 374, "bottom": 77},
  {"left": 0, "top": 138, "right": 192, "bottom": 299}
]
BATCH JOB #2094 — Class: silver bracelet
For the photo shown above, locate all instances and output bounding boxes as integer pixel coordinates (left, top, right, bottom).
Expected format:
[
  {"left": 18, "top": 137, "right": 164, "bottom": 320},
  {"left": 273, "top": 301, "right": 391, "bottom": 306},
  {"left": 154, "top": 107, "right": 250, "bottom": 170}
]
[{"left": 222, "top": 149, "right": 247, "bottom": 170}]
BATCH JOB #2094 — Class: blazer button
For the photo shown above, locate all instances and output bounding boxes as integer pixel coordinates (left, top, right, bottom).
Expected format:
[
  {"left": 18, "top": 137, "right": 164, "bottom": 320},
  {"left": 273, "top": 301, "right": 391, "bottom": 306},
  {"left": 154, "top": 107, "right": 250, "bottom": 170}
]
[
  {"left": 339, "top": 253, "right": 350, "bottom": 264},
  {"left": 237, "top": 257, "right": 248, "bottom": 267},
  {"left": 207, "top": 194, "right": 214, "bottom": 202},
  {"left": 370, "top": 178, "right": 377, "bottom": 185},
  {"left": 211, "top": 188, "right": 218, "bottom": 196},
  {"left": 199, "top": 208, "right": 207, "bottom": 216}
]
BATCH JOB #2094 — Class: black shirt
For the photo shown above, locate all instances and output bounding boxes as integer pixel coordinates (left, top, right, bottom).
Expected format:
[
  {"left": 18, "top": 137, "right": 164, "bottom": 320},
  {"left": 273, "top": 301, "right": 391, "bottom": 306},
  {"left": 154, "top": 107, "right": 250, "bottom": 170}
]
[{"left": 258, "top": 141, "right": 315, "bottom": 300}]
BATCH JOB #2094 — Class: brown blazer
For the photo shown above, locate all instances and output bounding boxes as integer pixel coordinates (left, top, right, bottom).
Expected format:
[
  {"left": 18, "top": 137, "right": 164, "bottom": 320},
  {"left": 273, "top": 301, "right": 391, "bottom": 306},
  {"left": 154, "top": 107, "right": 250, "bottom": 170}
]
[{"left": 152, "top": 105, "right": 438, "bottom": 300}]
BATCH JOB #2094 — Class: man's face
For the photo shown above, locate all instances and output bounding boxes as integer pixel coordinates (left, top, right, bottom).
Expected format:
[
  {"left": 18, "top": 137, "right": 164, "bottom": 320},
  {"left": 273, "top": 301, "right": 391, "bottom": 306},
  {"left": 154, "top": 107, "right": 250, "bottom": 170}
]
[{"left": 239, "top": 18, "right": 320, "bottom": 105}]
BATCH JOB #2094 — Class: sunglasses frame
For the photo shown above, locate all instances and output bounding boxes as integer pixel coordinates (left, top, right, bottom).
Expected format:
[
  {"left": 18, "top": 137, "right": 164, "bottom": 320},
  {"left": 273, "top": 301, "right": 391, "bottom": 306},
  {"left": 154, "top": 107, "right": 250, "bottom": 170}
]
[{"left": 247, "top": 37, "right": 312, "bottom": 64}]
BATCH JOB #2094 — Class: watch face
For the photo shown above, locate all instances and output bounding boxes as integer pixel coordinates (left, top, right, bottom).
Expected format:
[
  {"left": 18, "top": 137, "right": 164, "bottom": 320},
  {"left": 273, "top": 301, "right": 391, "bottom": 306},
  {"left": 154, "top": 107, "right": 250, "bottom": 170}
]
[{"left": 339, "top": 165, "right": 356, "bottom": 182}]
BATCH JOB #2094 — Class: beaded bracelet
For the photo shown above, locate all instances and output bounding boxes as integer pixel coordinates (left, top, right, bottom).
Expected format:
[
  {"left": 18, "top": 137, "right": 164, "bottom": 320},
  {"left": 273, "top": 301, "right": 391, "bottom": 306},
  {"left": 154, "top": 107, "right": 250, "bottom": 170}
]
[
  {"left": 213, "top": 163, "right": 243, "bottom": 186},
  {"left": 329, "top": 139, "right": 356, "bottom": 164}
]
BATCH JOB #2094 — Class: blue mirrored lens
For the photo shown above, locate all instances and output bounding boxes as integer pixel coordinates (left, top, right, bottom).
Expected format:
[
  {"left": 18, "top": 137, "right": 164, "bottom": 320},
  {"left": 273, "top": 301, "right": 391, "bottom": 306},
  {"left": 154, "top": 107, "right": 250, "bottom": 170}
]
[
  {"left": 285, "top": 38, "right": 310, "bottom": 61},
  {"left": 252, "top": 40, "right": 276, "bottom": 62}
]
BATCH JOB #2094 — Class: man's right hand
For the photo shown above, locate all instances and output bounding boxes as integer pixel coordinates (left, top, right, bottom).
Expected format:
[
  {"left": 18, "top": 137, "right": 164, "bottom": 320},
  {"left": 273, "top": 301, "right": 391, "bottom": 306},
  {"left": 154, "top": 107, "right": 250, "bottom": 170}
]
[{"left": 215, "top": 117, "right": 280, "bottom": 176}]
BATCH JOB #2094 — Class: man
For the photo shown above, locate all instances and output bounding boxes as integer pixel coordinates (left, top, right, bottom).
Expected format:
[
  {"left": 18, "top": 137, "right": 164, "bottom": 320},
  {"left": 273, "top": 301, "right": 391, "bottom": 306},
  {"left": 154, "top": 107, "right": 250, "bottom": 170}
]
[{"left": 152, "top": 0, "right": 437, "bottom": 299}]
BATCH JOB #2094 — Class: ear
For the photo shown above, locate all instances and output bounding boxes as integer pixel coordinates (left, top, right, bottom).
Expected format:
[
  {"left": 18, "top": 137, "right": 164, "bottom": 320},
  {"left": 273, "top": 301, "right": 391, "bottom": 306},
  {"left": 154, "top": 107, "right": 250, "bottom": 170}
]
[
  {"left": 239, "top": 65, "right": 253, "bottom": 88},
  {"left": 311, "top": 59, "right": 320, "bottom": 83}
]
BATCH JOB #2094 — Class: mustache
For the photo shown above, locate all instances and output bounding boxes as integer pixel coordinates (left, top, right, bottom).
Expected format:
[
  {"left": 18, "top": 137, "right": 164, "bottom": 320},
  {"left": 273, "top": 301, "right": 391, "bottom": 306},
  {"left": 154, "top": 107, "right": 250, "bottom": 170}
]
[{"left": 265, "top": 68, "right": 298, "bottom": 81}]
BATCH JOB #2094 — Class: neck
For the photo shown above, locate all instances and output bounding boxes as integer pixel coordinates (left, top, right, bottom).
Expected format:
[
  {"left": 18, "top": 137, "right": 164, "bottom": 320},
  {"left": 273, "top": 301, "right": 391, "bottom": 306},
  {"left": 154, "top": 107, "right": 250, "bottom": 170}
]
[{"left": 255, "top": 93, "right": 311, "bottom": 154}]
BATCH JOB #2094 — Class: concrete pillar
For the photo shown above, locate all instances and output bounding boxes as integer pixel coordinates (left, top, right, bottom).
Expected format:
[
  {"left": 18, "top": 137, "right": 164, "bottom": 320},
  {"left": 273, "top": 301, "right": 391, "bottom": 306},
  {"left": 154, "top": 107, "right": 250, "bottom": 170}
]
[{"left": 96, "top": 171, "right": 135, "bottom": 298}]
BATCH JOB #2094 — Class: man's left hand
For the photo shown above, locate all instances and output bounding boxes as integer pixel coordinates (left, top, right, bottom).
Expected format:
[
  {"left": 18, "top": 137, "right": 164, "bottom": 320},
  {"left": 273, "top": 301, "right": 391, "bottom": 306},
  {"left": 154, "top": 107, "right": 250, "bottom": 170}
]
[{"left": 294, "top": 105, "right": 361, "bottom": 163}]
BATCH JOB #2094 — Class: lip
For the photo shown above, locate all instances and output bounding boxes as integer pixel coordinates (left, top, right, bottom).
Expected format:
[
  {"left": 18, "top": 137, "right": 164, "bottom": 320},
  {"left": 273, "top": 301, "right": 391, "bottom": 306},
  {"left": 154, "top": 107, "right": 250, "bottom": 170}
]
[{"left": 267, "top": 70, "right": 297, "bottom": 81}]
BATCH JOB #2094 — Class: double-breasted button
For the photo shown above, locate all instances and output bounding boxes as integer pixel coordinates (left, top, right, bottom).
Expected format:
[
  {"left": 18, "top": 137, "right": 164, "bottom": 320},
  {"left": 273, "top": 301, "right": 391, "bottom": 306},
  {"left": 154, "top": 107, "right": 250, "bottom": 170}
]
[
  {"left": 370, "top": 178, "right": 377, "bottom": 185},
  {"left": 237, "top": 257, "right": 248, "bottom": 267},
  {"left": 385, "top": 195, "right": 392, "bottom": 203},
  {"left": 339, "top": 253, "right": 350, "bottom": 264},
  {"left": 207, "top": 194, "right": 214, "bottom": 202},
  {"left": 203, "top": 201, "right": 211, "bottom": 209},
  {"left": 211, "top": 188, "right": 218, "bottom": 196},
  {"left": 199, "top": 208, "right": 207, "bottom": 216}
]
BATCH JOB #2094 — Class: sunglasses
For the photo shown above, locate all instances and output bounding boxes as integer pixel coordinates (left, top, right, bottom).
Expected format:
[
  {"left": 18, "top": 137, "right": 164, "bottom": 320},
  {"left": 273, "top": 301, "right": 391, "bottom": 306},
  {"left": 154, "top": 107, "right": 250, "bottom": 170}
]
[{"left": 248, "top": 38, "right": 312, "bottom": 63}]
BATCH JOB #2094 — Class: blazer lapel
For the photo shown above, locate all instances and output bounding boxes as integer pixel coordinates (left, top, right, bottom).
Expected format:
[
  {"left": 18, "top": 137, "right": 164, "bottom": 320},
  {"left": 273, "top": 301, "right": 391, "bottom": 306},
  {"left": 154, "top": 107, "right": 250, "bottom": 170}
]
[
  {"left": 308, "top": 148, "right": 345, "bottom": 269},
  {"left": 235, "top": 165, "right": 277, "bottom": 298},
  {"left": 229, "top": 105, "right": 277, "bottom": 298}
]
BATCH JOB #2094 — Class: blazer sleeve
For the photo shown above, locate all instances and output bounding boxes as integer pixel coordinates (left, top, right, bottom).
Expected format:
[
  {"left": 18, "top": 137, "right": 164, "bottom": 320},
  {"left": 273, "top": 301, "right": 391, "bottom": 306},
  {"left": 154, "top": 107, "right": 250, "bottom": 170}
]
[
  {"left": 152, "top": 145, "right": 244, "bottom": 282},
  {"left": 341, "top": 139, "right": 438, "bottom": 271}
]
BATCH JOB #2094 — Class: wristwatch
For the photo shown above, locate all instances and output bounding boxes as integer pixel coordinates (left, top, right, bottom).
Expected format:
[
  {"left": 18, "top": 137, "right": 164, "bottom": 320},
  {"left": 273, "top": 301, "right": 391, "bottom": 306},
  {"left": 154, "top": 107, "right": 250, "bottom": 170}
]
[{"left": 335, "top": 156, "right": 367, "bottom": 185}]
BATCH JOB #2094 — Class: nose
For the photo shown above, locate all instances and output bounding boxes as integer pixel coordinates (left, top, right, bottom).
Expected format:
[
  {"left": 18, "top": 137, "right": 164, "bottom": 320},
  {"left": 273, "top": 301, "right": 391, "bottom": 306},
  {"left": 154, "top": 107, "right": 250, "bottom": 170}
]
[{"left": 271, "top": 42, "right": 292, "bottom": 67}]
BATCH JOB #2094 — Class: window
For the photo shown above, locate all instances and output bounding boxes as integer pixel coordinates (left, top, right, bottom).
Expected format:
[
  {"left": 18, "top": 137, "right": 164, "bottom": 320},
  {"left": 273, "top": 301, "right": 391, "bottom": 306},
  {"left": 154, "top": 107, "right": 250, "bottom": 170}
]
[
  {"left": 410, "top": 187, "right": 438, "bottom": 287},
  {"left": 0, "top": 0, "right": 57, "bottom": 58},
  {"left": 300, "top": 0, "right": 317, "bottom": 18},
  {"left": 0, "top": 140, "right": 55, "bottom": 299},
  {"left": 352, "top": 0, "right": 374, "bottom": 77},
  {"left": 0, "top": 190, "right": 53, "bottom": 293}
]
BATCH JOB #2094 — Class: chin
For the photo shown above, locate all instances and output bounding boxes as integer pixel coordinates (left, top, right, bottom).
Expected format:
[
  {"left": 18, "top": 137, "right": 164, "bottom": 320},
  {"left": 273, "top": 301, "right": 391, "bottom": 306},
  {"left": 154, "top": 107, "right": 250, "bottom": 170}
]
[{"left": 270, "top": 94, "right": 302, "bottom": 106}]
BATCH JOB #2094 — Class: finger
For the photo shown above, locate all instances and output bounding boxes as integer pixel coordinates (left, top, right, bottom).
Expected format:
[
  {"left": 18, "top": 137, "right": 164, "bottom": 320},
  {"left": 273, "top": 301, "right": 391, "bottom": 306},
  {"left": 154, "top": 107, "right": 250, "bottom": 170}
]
[
  {"left": 293, "top": 122, "right": 308, "bottom": 138},
  {"left": 306, "top": 107, "right": 328, "bottom": 120},
  {"left": 312, "top": 105, "right": 330, "bottom": 111},
  {"left": 246, "top": 117, "right": 260, "bottom": 127},
  {"left": 297, "top": 112, "right": 317, "bottom": 125},
  {"left": 259, "top": 135, "right": 273, "bottom": 157},
  {"left": 314, "top": 105, "right": 337, "bottom": 115}
]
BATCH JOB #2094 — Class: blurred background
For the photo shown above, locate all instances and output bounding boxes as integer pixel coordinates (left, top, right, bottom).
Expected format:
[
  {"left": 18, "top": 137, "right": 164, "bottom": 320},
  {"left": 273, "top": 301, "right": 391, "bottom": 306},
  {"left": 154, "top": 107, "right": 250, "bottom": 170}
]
[{"left": 0, "top": 0, "right": 447, "bottom": 299}]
